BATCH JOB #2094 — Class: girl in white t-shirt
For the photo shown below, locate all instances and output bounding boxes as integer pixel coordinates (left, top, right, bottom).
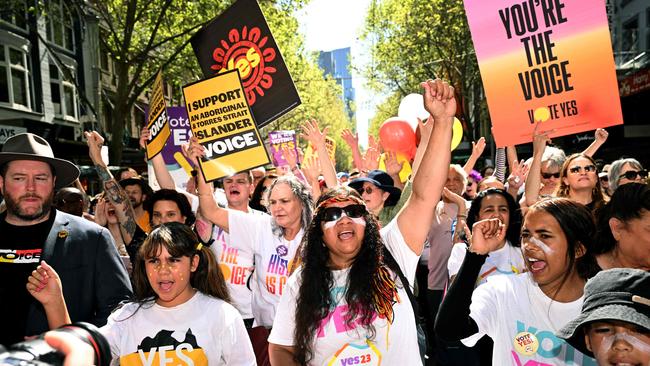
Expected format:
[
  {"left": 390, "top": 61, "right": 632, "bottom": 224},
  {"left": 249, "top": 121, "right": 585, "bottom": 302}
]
[
  {"left": 436, "top": 198, "right": 601, "bottom": 365},
  {"left": 28, "top": 222, "right": 255, "bottom": 365}
]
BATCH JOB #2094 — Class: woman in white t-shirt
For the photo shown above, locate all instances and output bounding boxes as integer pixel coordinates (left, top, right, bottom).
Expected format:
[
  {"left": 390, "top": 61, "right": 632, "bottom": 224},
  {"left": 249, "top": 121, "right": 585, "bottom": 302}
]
[
  {"left": 445, "top": 188, "right": 526, "bottom": 365},
  {"left": 268, "top": 78, "right": 457, "bottom": 365},
  {"left": 28, "top": 222, "right": 255, "bottom": 365},
  {"left": 436, "top": 198, "right": 601, "bottom": 365},
  {"left": 447, "top": 188, "right": 526, "bottom": 285}
]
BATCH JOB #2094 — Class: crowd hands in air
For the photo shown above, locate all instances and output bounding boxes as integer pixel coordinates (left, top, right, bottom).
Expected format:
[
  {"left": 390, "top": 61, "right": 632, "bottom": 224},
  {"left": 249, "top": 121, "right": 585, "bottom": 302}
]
[{"left": 1, "top": 78, "right": 649, "bottom": 365}]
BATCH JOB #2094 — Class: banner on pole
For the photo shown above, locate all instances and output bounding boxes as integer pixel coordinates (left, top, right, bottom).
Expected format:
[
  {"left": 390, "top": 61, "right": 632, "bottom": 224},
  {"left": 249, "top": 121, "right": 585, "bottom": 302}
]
[
  {"left": 463, "top": 0, "right": 622, "bottom": 146},
  {"left": 145, "top": 70, "right": 171, "bottom": 159},
  {"left": 183, "top": 69, "right": 270, "bottom": 182},
  {"left": 190, "top": 0, "right": 301, "bottom": 128}
]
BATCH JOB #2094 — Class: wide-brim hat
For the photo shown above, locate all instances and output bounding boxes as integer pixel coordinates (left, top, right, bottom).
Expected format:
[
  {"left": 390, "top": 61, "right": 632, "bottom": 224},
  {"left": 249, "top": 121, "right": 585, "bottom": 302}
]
[
  {"left": 0, "top": 133, "right": 79, "bottom": 189},
  {"left": 557, "top": 268, "right": 650, "bottom": 357},
  {"left": 119, "top": 177, "right": 153, "bottom": 197},
  {"left": 348, "top": 169, "right": 402, "bottom": 207}
]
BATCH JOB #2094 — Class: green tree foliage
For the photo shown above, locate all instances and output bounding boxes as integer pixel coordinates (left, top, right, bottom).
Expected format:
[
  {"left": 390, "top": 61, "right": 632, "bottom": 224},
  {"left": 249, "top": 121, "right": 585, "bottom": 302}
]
[
  {"left": 360, "top": 0, "right": 489, "bottom": 143},
  {"left": 90, "top": 0, "right": 351, "bottom": 168}
]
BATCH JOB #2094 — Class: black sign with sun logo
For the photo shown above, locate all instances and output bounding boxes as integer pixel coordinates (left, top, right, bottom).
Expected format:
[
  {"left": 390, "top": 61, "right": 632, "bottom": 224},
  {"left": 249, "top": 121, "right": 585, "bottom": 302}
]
[{"left": 191, "top": 0, "right": 301, "bottom": 128}]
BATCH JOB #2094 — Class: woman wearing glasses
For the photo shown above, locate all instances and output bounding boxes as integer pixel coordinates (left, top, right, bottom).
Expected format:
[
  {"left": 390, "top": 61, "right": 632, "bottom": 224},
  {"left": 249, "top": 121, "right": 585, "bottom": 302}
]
[
  {"left": 526, "top": 129, "right": 606, "bottom": 213},
  {"left": 553, "top": 153, "right": 606, "bottom": 212},
  {"left": 268, "top": 79, "right": 456, "bottom": 365},
  {"left": 348, "top": 169, "right": 402, "bottom": 226},
  {"left": 607, "top": 158, "right": 647, "bottom": 193}
]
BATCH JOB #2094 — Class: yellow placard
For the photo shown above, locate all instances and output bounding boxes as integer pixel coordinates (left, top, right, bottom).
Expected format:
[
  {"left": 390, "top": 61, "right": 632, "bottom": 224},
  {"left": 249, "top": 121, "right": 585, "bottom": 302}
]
[
  {"left": 182, "top": 69, "right": 270, "bottom": 182},
  {"left": 146, "top": 70, "right": 171, "bottom": 159}
]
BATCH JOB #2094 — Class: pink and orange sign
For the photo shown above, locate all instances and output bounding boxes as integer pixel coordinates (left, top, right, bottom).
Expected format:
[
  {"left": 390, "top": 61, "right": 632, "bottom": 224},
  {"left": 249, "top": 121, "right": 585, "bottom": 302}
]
[{"left": 463, "top": 0, "right": 622, "bottom": 146}]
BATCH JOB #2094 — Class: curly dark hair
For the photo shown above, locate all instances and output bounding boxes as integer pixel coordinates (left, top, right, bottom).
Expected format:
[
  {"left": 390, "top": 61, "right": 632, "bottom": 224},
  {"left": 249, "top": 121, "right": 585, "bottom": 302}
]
[
  {"left": 292, "top": 187, "right": 401, "bottom": 364},
  {"left": 467, "top": 188, "right": 522, "bottom": 247}
]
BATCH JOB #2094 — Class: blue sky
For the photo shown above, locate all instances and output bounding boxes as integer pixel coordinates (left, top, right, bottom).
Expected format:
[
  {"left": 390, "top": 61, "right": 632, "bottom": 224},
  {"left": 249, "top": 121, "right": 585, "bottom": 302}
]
[{"left": 295, "top": 0, "right": 376, "bottom": 147}]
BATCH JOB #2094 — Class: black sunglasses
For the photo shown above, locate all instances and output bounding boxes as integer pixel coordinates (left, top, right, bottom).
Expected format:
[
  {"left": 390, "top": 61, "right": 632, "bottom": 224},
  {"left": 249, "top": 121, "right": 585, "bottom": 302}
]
[
  {"left": 569, "top": 165, "right": 596, "bottom": 174},
  {"left": 599, "top": 176, "right": 609, "bottom": 182},
  {"left": 619, "top": 170, "right": 649, "bottom": 181},
  {"left": 541, "top": 172, "right": 560, "bottom": 179},
  {"left": 321, "top": 204, "right": 367, "bottom": 222}
]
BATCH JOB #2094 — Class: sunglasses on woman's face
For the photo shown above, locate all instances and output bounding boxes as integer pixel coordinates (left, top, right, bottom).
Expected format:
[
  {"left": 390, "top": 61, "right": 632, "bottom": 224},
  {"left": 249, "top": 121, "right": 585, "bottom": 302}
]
[
  {"left": 321, "top": 204, "right": 367, "bottom": 222},
  {"left": 541, "top": 172, "right": 560, "bottom": 179},
  {"left": 359, "top": 186, "right": 375, "bottom": 195},
  {"left": 618, "top": 170, "right": 649, "bottom": 181},
  {"left": 568, "top": 165, "right": 596, "bottom": 174}
]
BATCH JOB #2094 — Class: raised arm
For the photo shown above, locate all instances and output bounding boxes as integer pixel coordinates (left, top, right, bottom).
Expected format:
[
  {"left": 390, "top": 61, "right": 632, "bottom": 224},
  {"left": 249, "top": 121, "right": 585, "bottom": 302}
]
[
  {"left": 396, "top": 79, "right": 455, "bottom": 254},
  {"left": 582, "top": 128, "right": 608, "bottom": 157},
  {"left": 341, "top": 128, "right": 364, "bottom": 171},
  {"left": 524, "top": 126, "right": 551, "bottom": 206},
  {"left": 301, "top": 119, "right": 338, "bottom": 188},
  {"left": 384, "top": 151, "right": 405, "bottom": 190},
  {"left": 140, "top": 126, "right": 176, "bottom": 190},
  {"left": 411, "top": 117, "right": 434, "bottom": 176},
  {"left": 463, "top": 137, "right": 486, "bottom": 175},
  {"left": 26, "top": 261, "right": 71, "bottom": 329},
  {"left": 85, "top": 131, "right": 136, "bottom": 242},
  {"left": 185, "top": 137, "right": 230, "bottom": 232}
]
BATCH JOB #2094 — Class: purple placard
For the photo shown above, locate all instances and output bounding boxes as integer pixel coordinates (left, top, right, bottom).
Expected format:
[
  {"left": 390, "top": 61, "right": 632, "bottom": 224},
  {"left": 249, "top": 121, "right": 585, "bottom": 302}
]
[
  {"left": 161, "top": 107, "right": 193, "bottom": 167},
  {"left": 268, "top": 130, "right": 297, "bottom": 167}
]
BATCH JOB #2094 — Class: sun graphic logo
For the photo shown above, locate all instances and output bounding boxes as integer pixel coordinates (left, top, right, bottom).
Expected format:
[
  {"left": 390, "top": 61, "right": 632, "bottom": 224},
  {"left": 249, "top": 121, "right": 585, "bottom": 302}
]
[{"left": 211, "top": 26, "right": 277, "bottom": 106}]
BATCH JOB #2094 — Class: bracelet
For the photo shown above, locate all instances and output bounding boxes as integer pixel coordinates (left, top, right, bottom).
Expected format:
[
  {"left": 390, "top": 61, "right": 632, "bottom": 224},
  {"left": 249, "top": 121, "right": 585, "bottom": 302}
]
[{"left": 457, "top": 214, "right": 467, "bottom": 219}]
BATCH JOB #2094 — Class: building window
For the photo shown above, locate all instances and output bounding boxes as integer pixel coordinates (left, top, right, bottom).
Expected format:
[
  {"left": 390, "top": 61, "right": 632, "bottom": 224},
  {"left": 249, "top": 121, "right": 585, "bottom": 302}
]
[
  {"left": 0, "top": 45, "right": 32, "bottom": 109},
  {"left": 0, "top": 0, "right": 27, "bottom": 30},
  {"left": 46, "top": 0, "right": 75, "bottom": 51},
  {"left": 622, "top": 17, "right": 639, "bottom": 54},
  {"left": 646, "top": 7, "right": 650, "bottom": 51},
  {"left": 49, "top": 62, "right": 78, "bottom": 119}
]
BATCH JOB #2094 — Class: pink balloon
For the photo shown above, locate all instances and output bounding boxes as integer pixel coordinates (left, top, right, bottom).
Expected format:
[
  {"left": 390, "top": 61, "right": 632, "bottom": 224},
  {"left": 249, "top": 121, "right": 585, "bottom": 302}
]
[{"left": 379, "top": 117, "right": 416, "bottom": 159}]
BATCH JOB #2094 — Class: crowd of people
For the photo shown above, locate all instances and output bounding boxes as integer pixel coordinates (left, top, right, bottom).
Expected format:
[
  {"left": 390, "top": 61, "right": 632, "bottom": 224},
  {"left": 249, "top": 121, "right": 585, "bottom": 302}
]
[{"left": 0, "top": 78, "right": 648, "bottom": 366}]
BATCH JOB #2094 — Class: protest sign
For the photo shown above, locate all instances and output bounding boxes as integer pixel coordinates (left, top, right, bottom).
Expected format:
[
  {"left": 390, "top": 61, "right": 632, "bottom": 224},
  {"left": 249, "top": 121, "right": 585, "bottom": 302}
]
[
  {"left": 190, "top": 0, "right": 301, "bottom": 128},
  {"left": 268, "top": 130, "right": 298, "bottom": 167},
  {"left": 146, "top": 107, "right": 194, "bottom": 191},
  {"left": 145, "top": 70, "right": 171, "bottom": 159},
  {"left": 183, "top": 69, "right": 270, "bottom": 182},
  {"left": 303, "top": 137, "right": 336, "bottom": 165},
  {"left": 463, "top": 0, "right": 622, "bottom": 146}
]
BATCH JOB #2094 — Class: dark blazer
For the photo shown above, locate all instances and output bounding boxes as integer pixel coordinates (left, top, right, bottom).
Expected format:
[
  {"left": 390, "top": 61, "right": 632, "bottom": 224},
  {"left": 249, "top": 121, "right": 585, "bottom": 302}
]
[{"left": 25, "top": 210, "right": 133, "bottom": 336}]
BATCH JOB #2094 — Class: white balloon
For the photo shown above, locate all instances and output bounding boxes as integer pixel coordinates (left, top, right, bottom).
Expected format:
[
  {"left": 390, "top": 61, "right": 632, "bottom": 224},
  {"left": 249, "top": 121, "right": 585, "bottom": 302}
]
[{"left": 398, "top": 93, "right": 429, "bottom": 130}]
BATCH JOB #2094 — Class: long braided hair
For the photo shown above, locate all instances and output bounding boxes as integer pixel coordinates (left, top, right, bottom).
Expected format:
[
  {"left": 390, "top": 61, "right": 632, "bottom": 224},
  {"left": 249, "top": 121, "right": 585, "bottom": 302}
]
[{"left": 293, "top": 187, "right": 401, "bottom": 364}]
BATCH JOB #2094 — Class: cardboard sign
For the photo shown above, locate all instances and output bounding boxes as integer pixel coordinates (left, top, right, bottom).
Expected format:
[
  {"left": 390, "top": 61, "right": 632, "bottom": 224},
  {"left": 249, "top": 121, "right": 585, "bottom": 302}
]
[
  {"left": 303, "top": 137, "right": 336, "bottom": 165},
  {"left": 463, "top": 0, "right": 622, "bottom": 146},
  {"left": 190, "top": 0, "right": 301, "bottom": 128},
  {"left": 268, "top": 130, "right": 298, "bottom": 167},
  {"left": 145, "top": 70, "right": 171, "bottom": 159},
  {"left": 183, "top": 69, "right": 270, "bottom": 182}
]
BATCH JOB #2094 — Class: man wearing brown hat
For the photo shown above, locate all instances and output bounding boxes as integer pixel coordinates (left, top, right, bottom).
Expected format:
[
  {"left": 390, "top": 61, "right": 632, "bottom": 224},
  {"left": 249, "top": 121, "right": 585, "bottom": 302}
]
[{"left": 0, "top": 133, "right": 132, "bottom": 346}]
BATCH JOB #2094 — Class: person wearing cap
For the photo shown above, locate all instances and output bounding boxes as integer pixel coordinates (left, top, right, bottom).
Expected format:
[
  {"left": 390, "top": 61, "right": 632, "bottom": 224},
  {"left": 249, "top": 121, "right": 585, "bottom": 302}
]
[
  {"left": 557, "top": 268, "right": 650, "bottom": 366},
  {"left": 348, "top": 169, "right": 403, "bottom": 226},
  {"left": 336, "top": 171, "right": 349, "bottom": 185},
  {"left": 0, "top": 132, "right": 132, "bottom": 346},
  {"left": 119, "top": 176, "right": 153, "bottom": 233}
]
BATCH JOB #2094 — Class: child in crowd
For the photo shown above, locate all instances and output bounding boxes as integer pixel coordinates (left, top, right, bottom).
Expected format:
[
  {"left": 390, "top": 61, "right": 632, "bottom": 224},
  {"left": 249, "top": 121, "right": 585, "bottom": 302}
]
[
  {"left": 27, "top": 222, "right": 255, "bottom": 365},
  {"left": 436, "top": 198, "right": 601, "bottom": 365},
  {"left": 557, "top": 268, "right": 650, "bottom": 366}
]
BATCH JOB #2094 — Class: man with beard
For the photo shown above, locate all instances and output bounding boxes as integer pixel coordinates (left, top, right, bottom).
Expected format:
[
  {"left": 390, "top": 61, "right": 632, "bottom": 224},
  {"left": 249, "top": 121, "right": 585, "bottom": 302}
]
[
  {"left": 119, "top": 177, "right": 152, "bottom": 233},
  {"left": 0, "top": 133, "right": 132, "bottom": 346}
]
